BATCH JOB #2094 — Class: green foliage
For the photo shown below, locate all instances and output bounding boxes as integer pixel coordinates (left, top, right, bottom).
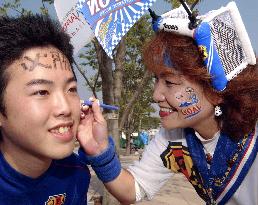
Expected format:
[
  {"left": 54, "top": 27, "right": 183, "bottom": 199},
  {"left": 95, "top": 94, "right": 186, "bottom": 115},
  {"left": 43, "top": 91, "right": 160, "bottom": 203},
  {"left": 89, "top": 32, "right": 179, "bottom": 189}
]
[
  {"left": 77, "top": 41, "right": 102, "bottom": 92},
  {"left": 0, "top": 0, "right": 53, "bottom": 16},
  {"left": 120, "top": 14, "right": 159, "bottom": 133},
  {"left": 141, "top": 116, "right": 160, "bottom": 130},
  {"left": 0, "top": 0, "right": 25, "bottom": 15},
  {"left": 39, "top": 7, "right": 49, "bottom": 15},
  {"left": 40, "top": 0, "right": 54, "bottom": 16},
  {"left": 79, "top": 43, "right": 98, "bottom": 70}
]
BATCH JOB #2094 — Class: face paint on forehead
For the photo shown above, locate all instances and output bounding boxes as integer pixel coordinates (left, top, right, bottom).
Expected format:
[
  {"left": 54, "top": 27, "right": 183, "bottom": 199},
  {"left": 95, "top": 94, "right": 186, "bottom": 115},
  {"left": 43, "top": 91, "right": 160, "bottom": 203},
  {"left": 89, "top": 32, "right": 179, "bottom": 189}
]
[
  {"left": 50, "top": 51, "right": 71, "bottom": 71},
  {"left": 21, "top": 53, "right": 52, "bottom": 71},
  {"left": 20, "top": 50, "right": 71, "bottom": 72}
]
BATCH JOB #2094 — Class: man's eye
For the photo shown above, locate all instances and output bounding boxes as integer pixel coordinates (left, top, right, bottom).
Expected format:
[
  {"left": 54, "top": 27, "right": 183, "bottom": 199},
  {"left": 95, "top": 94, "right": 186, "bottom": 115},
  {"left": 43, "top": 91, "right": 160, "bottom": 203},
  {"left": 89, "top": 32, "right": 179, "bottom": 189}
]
[
  {"left": 33, "top": 90, "right": 49, "bottom": 96},
  {"left": 68, "top": 87, "right": 78, "bottom": 93}
]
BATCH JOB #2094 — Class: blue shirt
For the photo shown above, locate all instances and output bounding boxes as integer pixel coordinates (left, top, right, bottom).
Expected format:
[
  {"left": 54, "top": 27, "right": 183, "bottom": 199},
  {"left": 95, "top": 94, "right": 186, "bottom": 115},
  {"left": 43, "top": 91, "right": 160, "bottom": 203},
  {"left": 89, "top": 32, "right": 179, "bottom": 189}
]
[{"left": 0, "top": 152, "right": 90, "bottom": 205}]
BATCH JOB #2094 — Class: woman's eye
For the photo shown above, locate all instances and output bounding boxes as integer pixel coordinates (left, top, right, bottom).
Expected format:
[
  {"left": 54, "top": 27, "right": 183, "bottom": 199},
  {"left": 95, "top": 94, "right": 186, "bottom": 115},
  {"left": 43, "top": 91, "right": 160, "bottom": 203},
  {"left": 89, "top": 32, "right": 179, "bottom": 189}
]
[
  {"left": 33, "top": 90, "right": 49, "bottom": 96},
  {"left": 165, "top": 80, "right": 181, "bottom": 86},
  {"left": 153, "top": 76, "right": 158, "bottom": 83},
  {"left": 165, "top": 80, "right": 174, "bottom": 85}
]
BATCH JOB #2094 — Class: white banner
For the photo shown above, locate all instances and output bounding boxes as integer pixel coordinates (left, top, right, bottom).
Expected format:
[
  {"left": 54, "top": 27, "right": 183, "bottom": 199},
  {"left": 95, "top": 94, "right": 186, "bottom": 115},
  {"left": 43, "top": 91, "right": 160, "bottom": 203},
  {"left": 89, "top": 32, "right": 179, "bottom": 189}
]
[{"left": 54, "top": 0, "right": 94, "bottom": 54}]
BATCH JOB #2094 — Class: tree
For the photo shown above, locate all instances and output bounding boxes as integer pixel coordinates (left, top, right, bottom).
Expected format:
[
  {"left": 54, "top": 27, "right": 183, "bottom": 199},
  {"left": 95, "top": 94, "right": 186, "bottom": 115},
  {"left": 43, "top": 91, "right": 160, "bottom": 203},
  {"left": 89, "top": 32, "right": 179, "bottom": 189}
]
[
  {"left": 77, "top": 13, "right": 159, "bottom": 204},
  {"left": 119, "top": 14, "right": 159, "bottom": 154},
  {"left": 78, "top": 14, "right": 161, "bottom": 155},
  {"left": 0, "top": 0, "right": 54, "bottom": 16}
]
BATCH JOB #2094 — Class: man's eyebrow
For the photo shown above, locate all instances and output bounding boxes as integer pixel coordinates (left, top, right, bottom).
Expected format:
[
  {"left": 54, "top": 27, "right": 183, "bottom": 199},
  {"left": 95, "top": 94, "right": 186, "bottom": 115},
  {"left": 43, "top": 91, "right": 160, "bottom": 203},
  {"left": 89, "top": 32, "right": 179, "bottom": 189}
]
[
  {"left": 66, "top": 76, "right": 77, "bottom": 84},
  {"left": 26, "top": 79, "right": 54, "bottom": 86},
  {"left": 26, "top": 77, "right": 76, "bottom": 87}
]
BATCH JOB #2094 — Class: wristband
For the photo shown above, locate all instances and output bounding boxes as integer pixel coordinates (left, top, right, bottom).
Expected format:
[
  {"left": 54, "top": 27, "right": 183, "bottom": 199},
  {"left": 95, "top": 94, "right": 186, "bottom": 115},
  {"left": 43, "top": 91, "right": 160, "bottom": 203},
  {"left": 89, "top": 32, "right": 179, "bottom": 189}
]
[{"left": 78, "top": 136, "right": 122, "bottom": 183}]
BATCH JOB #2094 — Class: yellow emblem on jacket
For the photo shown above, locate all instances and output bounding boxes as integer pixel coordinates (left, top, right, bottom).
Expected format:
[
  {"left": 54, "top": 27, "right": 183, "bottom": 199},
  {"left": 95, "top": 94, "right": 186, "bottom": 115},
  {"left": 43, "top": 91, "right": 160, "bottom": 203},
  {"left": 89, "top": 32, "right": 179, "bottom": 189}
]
[{"left": 45, "top": 193, "right": 66, "bottom": 205}]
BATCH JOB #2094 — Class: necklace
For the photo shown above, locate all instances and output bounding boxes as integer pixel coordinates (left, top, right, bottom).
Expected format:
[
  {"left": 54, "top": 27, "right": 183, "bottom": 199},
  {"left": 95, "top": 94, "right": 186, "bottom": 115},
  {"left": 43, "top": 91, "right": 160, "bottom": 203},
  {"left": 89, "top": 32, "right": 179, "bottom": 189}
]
[{"left": 206, "top": 153, "right": 213, "bottom": 165}]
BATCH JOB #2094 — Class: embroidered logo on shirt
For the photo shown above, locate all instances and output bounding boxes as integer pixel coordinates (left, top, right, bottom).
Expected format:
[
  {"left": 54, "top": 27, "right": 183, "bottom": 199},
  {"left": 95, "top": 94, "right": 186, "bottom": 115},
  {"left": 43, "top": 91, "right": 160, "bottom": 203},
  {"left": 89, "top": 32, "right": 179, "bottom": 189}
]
[
  {"left": 45, "top": 193, "right": 66, "bottom": 205},
  {"left": 160, "top": 142, "right": 209, "bottom": 201}
]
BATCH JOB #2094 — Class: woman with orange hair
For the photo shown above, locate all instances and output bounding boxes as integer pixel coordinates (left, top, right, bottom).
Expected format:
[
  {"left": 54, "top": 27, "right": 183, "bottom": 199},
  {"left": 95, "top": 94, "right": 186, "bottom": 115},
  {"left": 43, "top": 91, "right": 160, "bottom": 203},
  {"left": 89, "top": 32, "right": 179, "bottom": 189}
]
[{"left": 78, "top": 2, "right": 258, "bottom": 204}]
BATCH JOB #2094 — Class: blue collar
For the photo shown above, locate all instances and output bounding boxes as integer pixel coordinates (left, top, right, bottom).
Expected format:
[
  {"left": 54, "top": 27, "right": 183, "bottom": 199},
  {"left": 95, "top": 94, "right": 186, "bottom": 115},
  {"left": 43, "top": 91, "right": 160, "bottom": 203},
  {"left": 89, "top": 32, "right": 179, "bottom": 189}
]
[{"left": 185, "top": 128, "right": 257, "bottom": 204}]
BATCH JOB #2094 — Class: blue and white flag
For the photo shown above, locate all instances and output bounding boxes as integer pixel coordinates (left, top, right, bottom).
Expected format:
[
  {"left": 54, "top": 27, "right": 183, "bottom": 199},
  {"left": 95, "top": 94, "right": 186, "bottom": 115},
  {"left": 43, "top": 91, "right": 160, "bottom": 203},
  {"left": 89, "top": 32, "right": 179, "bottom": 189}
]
[{"left": 76, "top": 0, "right": 156, "bottom": 58}]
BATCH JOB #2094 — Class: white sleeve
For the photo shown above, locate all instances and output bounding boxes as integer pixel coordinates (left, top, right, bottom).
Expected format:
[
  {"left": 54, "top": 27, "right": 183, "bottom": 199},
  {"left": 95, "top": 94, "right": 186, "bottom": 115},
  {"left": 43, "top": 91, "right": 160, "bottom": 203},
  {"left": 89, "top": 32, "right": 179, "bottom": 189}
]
[{"left": 127, "top": 128, "right": 182, "bottom": 201}]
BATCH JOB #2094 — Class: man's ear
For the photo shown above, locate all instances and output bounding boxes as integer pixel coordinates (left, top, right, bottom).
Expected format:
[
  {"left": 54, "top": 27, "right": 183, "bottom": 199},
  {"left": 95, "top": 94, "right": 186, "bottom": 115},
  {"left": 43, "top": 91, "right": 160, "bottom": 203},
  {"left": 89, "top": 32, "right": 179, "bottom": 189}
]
[{"left": 0, "top": 112, "right": 5, "bottom": 127}]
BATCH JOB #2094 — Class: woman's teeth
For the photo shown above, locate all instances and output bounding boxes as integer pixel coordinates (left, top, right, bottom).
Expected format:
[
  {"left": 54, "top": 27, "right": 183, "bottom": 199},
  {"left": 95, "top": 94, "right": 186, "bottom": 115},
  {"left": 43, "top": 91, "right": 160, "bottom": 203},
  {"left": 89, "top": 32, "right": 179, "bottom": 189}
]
[{"left": 160, "top": 107, "right": 176, "bottom": 112}]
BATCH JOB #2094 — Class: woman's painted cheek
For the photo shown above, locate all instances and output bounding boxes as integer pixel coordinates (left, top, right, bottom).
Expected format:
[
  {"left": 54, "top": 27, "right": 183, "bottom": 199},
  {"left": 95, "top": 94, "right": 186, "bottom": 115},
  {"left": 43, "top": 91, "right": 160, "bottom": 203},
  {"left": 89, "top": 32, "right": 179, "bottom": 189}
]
[
  {"left": 178, "top": 87, "right": 202, "bottom": 119},
  {"left": 175, "top": 92, "right": 184, "bottom": 102}
]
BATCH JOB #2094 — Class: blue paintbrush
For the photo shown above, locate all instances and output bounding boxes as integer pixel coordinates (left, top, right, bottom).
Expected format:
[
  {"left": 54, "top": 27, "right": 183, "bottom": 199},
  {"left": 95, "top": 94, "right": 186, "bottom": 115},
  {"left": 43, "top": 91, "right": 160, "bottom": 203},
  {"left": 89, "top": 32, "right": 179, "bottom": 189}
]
[{"left": 83, "top": 100, "right": 119, "bottom": 111}]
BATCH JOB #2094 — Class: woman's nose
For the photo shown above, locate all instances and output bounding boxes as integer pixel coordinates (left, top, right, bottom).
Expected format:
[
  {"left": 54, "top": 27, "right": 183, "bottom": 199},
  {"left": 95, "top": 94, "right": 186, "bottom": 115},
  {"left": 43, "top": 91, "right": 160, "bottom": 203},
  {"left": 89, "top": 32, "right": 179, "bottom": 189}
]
[{"left": 153, "top": 83, "right": 165, "bottom": 103}]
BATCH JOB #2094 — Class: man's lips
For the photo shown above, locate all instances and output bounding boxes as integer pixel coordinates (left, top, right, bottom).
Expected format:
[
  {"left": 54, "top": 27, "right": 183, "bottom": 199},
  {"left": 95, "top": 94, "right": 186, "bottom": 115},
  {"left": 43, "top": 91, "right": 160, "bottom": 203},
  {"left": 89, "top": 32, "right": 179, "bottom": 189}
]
[{"left": 49, "top": 122, "right": 74, "bottom": 142}]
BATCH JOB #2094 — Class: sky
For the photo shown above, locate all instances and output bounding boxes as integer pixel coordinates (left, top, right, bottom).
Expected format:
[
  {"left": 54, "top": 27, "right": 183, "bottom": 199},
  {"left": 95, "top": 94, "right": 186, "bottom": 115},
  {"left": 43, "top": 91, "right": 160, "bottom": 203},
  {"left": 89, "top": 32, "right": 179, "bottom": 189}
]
[{"left": 1, "top": 0, "right": 257, "bottom": 100}]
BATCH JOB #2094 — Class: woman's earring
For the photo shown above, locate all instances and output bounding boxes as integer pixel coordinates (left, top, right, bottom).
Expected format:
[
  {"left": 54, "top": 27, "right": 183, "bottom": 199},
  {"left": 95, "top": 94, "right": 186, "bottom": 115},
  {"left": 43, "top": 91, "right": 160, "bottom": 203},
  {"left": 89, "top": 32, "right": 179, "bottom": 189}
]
[{"left": 214, "top": 105, "right": 222, "bottom": 116}]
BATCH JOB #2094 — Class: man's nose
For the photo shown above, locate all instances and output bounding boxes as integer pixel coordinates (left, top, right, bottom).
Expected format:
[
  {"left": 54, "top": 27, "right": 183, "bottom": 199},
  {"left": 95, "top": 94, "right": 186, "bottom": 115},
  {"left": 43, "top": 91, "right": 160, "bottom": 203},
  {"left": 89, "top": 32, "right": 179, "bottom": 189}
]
[{"left": 53, "top": 94, "right": 72, "bottom": 117}]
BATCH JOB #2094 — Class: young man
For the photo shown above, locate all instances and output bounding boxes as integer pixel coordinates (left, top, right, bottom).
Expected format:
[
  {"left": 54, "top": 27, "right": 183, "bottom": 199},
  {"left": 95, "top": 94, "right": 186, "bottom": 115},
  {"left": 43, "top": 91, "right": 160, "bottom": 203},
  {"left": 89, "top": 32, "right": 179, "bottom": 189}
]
[{"left": 0, "top": 14, "right": 95, "bottom": 204}]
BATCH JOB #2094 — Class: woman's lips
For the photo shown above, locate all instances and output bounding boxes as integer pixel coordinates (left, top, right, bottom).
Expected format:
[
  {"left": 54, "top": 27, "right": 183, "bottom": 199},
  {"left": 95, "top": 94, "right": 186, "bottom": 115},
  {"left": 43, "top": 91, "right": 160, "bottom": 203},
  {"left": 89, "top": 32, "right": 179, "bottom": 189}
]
[
  {"left": 159, "top": 107, "right": 176, "bottom": 117},
  {"left": 159, "top": 110, "right": 172, "bottom": 117}
]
